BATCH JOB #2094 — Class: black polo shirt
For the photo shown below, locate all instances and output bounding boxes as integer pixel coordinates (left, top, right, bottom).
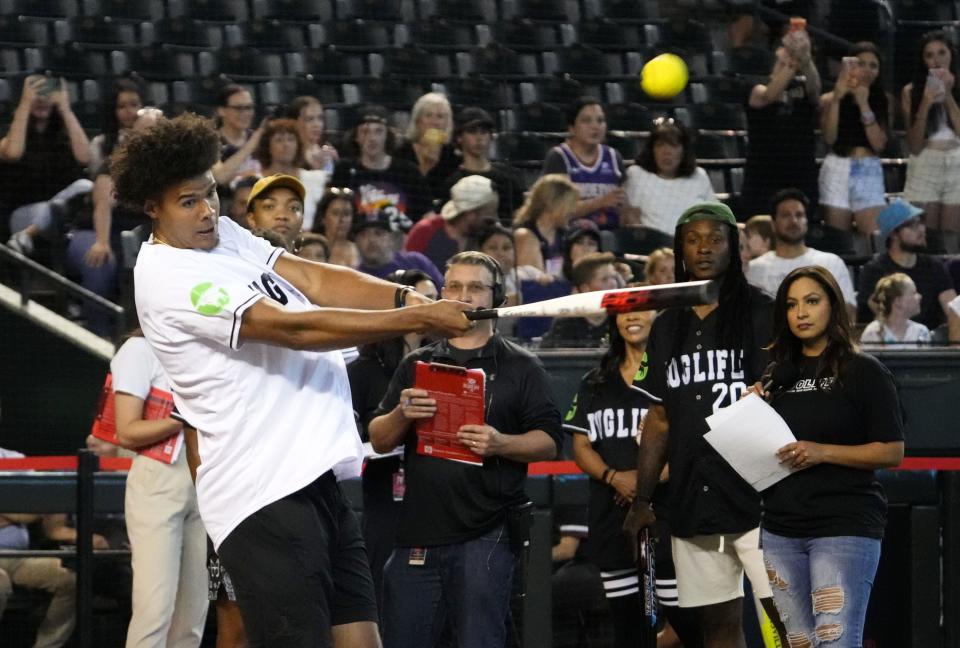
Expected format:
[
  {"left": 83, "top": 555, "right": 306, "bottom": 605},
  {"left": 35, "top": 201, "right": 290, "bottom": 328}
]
[
  {"left": 640, "top": 286, "right": 773, "bottom": 537},
  {"left": 375, "top": 335, "right": 562, "bottom": 546}
]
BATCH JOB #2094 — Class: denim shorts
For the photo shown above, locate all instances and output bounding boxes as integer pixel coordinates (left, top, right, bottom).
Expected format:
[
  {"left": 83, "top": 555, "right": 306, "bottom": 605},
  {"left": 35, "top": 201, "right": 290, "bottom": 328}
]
[
  {"left": 819, "top": 153, "right": 886, "bottom": 212},
  {"left": 761, "top": 529, "right": 881, "bottom": 647}
]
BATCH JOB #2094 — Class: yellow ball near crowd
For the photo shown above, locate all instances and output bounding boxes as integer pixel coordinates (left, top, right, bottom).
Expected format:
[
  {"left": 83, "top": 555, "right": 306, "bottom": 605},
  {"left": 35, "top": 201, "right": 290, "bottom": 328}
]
[{"left": 640, "top": 53, "right": 689, "bottom": 100}]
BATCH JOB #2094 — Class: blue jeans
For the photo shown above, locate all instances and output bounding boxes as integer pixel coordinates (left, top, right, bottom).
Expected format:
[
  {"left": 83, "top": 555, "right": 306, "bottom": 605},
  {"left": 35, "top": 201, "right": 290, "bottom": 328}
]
[
  {"left": 66, "top": 229, "right": 118, "bottom": 337},
  {"left": 761, "top": 530, "right": 880, "bottom": 647},
  {"left": 382, "top": 525, "right": 515, "bottom": 648}
]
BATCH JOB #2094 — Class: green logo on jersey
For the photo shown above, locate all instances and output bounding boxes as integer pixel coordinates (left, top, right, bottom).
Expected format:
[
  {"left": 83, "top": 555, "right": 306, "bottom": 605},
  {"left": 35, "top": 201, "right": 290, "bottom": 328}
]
[
  {"left": 190, "top": 282, "right": 230, "bottom": 316},
  {"left": 633, "top": 351, "right": 649, "bottom": 383},
  {"left": 564, "top": 393, "right": 578, "bottom": 422}
]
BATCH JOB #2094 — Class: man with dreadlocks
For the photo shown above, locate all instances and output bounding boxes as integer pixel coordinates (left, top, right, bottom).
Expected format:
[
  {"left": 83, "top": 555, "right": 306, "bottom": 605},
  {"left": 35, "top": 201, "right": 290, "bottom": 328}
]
[{"left": 625, "top": 202, "right": 781, "bottom": 647}]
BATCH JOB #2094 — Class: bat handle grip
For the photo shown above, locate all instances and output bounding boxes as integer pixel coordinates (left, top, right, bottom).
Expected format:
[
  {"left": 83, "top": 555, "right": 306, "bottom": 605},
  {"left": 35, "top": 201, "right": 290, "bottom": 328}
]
[{"left": 465, "top": 309, "right": 499, "bottom": 321}]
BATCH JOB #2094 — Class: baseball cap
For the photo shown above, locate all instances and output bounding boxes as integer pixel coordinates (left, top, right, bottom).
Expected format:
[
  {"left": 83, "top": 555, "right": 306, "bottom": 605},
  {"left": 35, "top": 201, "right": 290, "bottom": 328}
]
[
  {"left": 455, "top": 107, "right": 495, "bottom": 136},
  {"left": 877, "top": 199, "right": 924, "bottom": 243},
  {"left": 246, "top": 174, "right": 305, "bottom": 209},
  {"left": 676, "top": 202, "right": 737, "bottom": 229},
  {"left": 351, "top": 209, "right": 413, "bottom": 237},
  {"left": 563, "top": 218, "right": 601, "bottom": 246},
  {"left": 440, "top": 175, "right": 496, "bottom": 221}
]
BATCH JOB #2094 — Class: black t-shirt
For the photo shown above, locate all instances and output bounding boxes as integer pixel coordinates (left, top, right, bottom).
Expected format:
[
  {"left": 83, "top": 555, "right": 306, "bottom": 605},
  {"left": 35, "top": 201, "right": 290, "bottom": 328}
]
[
  {"left": 393, "top": 141, "right": 461, "bottom": 207},
  {"left": 834, "top": 92, "right": 888, "bottom": 156},
  {"left": 564, "top": 364, "right": 658, "bottom": 569},
  {"left": 741, "top": 77, "right": 819, "bottom": 216},
  {"left": 0, "top": 122, "right": 84, "bottom": 211},
  {"left": 763, "top": 352, "right": 904, "bottom": 539},
  {"left": 856, "top": 252, "right": 952, "bottom": 329},
  {"left": 375, "top": 335, "right": 563, "bottom": 546},
  {"left": 330, "top": 156, "right": 434, "bottom": 222},
  {"left": 540, "top": 317, "right": 609, "bottom": 349},
  {"left": 641, "top": 286, "right": 773, "bottom": 537},
  {"left": 348, "top": 346, "right": 403, "bottom": 510},
  {"left": 441, "top": 164, "right": 526, "bottom": 225}
]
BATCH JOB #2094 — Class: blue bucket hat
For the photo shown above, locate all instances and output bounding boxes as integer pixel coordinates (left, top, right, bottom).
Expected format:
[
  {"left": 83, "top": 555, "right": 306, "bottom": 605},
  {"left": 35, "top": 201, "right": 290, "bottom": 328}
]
[{"left": 877, "top": 199, "right": 924, "bottom": 244}]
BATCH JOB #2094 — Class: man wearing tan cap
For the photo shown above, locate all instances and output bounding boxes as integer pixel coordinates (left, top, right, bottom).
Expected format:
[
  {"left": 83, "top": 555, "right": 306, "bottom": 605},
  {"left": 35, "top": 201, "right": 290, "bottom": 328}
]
[
  {"left": 244, "top": 174, "right": 306, "bottom": 252},
  {"left": 405, "top": 174, "right": 498, "bottom": 272}
]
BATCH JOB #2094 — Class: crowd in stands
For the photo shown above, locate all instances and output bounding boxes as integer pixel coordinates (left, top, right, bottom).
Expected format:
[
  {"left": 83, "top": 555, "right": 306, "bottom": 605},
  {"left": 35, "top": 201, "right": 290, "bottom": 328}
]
[
  {"left": 4, "top": 10, "right": 960, "bottom": 347},
  {"left": 2, "top": 3, "right": 960, "bottom": 642}
]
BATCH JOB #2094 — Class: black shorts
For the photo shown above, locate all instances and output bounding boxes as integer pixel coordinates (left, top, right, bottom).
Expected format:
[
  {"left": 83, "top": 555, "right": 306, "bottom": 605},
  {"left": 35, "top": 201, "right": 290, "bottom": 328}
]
[
  {"left": 217, "top": 471, "right": 378, "bottom": 646},
  {"left": 207, "top": 537, "right": 238, "bottom": 602}
]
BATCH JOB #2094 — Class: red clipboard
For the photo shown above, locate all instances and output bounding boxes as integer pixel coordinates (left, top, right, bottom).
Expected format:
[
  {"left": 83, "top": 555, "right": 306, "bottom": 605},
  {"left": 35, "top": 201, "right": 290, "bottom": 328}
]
[
  {"left": 414, "top": 361, "right": 485, "bottom": 465},
  {"left": 90, "top": 374, "right": 183, "bottom": 464}
]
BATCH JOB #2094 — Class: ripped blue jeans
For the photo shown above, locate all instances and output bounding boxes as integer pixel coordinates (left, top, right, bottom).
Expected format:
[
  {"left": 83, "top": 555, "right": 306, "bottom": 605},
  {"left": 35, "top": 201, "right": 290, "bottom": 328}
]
[{"left": 761, "top": 530, "right": 880, "bottom": 647}]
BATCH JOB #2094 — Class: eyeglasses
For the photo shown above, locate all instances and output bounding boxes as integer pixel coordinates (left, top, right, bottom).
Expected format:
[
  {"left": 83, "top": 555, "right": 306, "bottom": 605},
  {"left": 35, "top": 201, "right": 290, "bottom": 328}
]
[
  {"left": 226, "top": 104, "right": 255, "bottom": 112},
  {"left": 326, "top": 187, "right": 355, "bottom": 197},
  {"left": 442, "top": 282, "right": 493, "bottom": 295}
]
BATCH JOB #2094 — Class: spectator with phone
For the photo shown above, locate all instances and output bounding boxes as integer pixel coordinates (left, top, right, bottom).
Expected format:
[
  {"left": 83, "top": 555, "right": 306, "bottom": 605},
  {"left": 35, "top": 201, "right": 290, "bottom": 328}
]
[
  {"left": 819, "top": 42, "right": 891, "bottom": 237},
  {"left": 211, "top": 85, "right": 265, "bottom": 190},
  {"left": 288, "top": 95, "right": 339, "bottom": 175},
  {"left": 2, "top": 75, "right": 92, "bottom": 256},
  {"left": 741, "top": 26, "right": 821, "bottom": 219},
  {"left": 902, "top": 30, "right": 960, "bottom": 240}
]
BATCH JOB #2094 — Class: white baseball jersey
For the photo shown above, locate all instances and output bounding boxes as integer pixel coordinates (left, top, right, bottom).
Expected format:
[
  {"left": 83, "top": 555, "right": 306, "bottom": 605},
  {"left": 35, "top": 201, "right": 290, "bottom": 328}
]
[{"left": 134, "top": 216, "right": 362, "bottom": 548}]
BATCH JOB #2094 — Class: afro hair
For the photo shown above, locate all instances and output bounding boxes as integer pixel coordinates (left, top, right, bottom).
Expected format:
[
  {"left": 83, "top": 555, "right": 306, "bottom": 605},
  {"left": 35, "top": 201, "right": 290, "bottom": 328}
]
[{"left": 111, "top": 112, "right": 221, "bottom": 212}]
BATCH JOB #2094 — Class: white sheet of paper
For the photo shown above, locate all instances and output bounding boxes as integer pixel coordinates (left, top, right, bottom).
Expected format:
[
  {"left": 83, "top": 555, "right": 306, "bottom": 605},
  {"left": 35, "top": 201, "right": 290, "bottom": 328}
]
[{"left": 704, "top": 393, "right": 797, "bottom": 491}]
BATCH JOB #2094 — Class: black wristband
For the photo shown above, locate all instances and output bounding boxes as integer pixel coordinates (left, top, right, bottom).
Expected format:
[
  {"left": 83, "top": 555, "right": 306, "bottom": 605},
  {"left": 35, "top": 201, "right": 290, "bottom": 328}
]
[
  {"left": 601, "top": 468, "right": 611, "bottom": 484},
  {"left": 394, "top": 286, "right": 413, "bottom": 308}
]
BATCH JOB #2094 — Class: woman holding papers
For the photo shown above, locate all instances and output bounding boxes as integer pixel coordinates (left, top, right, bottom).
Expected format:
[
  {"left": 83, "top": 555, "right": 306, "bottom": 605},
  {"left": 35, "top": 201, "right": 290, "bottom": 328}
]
[
  {"left": 565, "top": 308, "right": 702, "bottom": 648},
  {"left": 754, "top": 265, "right": 904, "bottom": 647},
  {"left": 112, "top": 332, "right": 208, "bottom": 647}
]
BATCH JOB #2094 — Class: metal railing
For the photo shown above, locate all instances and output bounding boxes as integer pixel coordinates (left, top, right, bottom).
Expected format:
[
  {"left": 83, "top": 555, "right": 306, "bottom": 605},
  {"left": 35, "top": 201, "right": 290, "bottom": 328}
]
[{"left": 0, "top": 243, "right": 126, "bottom": 343}]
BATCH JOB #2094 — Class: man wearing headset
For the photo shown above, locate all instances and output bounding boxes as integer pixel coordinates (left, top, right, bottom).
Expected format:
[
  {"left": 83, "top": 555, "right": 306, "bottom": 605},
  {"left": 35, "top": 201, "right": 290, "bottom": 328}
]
[{"left": 369, "top": 251, "right": 562, "bottom": 648}]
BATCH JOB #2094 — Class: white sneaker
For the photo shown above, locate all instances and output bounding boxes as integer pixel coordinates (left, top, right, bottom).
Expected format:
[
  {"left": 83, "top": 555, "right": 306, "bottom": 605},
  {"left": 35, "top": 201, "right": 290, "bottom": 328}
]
[{"left": 7, "top": 230, "right": 34, "bottom": 256}]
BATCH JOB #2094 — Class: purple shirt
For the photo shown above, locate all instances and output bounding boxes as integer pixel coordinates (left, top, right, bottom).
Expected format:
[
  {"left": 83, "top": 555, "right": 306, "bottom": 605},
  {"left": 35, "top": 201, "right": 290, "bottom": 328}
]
[{"left": 358, "top": 251, "right": 444, "bottom": 289}]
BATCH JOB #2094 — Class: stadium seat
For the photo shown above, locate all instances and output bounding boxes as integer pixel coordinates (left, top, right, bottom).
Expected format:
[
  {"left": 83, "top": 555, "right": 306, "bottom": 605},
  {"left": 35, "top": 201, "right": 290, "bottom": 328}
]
[
  {"left": 54, "top": 16, "right": 137, "bottom": 49},
  {"left": 72, "top": 99, "right": 104, "bottom": 130},
  {"left": 336, "top": 0, "right": 405, "bottom": 21},
  {"left": 259, "top": 77, "right": 343, "bottom": 107},
  {"left": 423, "top": 0, "right": 495, "bottom": 22},
  {"left": 171, "top": 75, "right": 229, "bottom": 107},
  {"left": 83, "top": 0, "right": 162, "bottom": 22},
  {"left": 688, "top": 75, "right": 752, "bottom": 104},
  {"left": 116, "top": 45, "right": 196, "bottom": 79},
  {"left": 507, "top": 101, "right": 566, "bottom": 133},
  {"left": 145, "top": 17, "right": 221, "bottom": 50},
  {"left": 576, "top": 19, "right": 645, "bottom": 52},
  {"left": 348, "top": 77, "right": 427, "bottom": 108},
  {"left": 461, "top": 43, "right": 540, "bottom": 79},
  {"left": 200, "top": 46, "right": 284, "bottom": 81},
  {"left": 168, "top": 0, "right": 248, "bottom": 22},
  {"left": 508, "top": 0, "right": 573, "bottom": 23},
  {"left": 520, "top": 74, "right": 584, "bottom": 105},
  {"left": 593, "top": 0, "right": 651, "bottom": 23},
  {"left": 693, "top": 131, "right": 741, "bottom": 160},
  {"left": 674, "top": 102, "right": 747, "bottom": 131},
  {"left": 252, "top": 0, "right": 334, "bottom": 21},
  {"left": 405, "top": 19, "right": 478, "bottom": 51},
  {"left": 611, "top": 80, "right": 687, "bottom": 105},
  {"left": 658, "top": 18, "right": 714, "bottom": 52},
  {"left": 726, "top": 46, "right": 774, "bottom": 77},
  {"left": 491, "top": 18, "right": 561, "bottom": 52},
  {"left": 605, "top": 132, "right": 643, "bottom": 160},
  {"left": 0, "top": 16, "right": 49, "bottom": 47},
  {"left": 25, "top": 44, "right": 111, "bottom": 78},
  {"left": 440, "top": 76, "right": 515, "bottom": 110},
  {"left": 377, "top": 45, "right": 453, "bottom": 80},
  {"left": 294, "top": 46, "right": 368, "bottom": 79},
  {"left": 227, "top": 19, "right": 307, "bottom": 50},
  {"left": 605, "top": 102, "right": 666, "bottom": 132},
  {"left": 546, "top": 43, "right": 622, "bottom": 79},
  {"left": 324, "top": 19, "right": 393, "bottom": 51},
  {"left": 492, "top": 131, "right": 558, "bottom": 164},
  {"left": 2, "top": 0, "right": 78, "bottom": 19}
]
